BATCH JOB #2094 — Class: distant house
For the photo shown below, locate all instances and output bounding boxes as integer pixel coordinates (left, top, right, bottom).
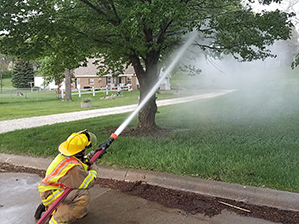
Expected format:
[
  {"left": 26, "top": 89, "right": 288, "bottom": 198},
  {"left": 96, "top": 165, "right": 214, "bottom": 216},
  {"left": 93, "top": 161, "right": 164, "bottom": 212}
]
[
  {"left": 35, "top": 58, "right": 171, "bottom": 91},
  {"left": 34, "top": 76, "right": 59, "bottom": 90},
  {"left": 73, "top": 59, "right": 139, "bottom": 91}
]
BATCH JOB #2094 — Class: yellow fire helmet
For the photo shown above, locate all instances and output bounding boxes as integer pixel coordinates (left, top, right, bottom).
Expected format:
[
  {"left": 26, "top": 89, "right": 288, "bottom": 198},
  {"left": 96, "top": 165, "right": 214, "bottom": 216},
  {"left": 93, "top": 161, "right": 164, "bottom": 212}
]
[{"left": 58, "top": 130, "right": 96, "bottom": 156}]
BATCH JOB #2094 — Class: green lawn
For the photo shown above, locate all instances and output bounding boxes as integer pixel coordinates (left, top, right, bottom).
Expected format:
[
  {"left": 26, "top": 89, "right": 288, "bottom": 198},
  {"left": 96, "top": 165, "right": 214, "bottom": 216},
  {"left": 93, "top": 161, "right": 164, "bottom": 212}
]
[
  {"left": 1, "top": 77, "right": 13, "bottom": 89},
  {"left": 0, "top": 67, "right": 298, "bottom": 192},
  {"left": 0, "top": 89, "right": 178, "bottom": 121}
]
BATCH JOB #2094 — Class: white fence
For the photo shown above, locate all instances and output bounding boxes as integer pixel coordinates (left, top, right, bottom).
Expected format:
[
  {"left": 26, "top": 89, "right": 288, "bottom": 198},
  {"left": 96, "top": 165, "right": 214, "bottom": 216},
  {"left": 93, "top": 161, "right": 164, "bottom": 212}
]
[{"left": 61, "top": 86, "right": 130, "bottom": 98}]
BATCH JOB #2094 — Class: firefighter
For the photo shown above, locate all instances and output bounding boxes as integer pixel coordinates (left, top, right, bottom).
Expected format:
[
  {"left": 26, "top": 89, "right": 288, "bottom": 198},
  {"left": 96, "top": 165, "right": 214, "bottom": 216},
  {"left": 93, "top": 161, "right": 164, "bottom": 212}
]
[{"left": 38, "top": 130, "right": 98, "bottom": 224}]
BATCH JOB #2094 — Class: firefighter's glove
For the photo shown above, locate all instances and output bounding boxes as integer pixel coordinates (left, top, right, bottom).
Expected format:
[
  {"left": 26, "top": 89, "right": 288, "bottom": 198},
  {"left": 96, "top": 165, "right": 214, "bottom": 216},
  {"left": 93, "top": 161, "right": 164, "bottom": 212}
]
[
  {"left": 84, "top": 150, "right": 96, "bottom": 165},
  {"left": 90, "top": 164, "right": 99, "bottom": 174}
]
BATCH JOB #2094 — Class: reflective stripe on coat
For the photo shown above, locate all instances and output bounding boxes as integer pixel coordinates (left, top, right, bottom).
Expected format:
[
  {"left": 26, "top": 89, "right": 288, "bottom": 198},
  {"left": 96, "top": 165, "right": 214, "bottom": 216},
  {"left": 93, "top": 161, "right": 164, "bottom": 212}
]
[{"left": 38, "top": 154, "right": 89, "bottom": 193}]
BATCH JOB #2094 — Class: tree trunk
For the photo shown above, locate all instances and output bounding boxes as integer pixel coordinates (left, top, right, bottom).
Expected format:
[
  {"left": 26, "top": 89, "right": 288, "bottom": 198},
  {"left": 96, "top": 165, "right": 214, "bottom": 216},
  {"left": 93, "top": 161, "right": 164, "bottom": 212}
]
[
  {"left": 56, "top": 87, "right": 60, "bottom": 98},
  {"left": 54, "top": 77, "right": 62, "bottom": 98},
  {"left": 64, "top": 68, "right": 72, "bottom": 101},
  {"left": 129, "top": 52, "right": 159, "bottom": 129},
  {"left": 138, "top": 94, "right": 158, "bottom": 129}
]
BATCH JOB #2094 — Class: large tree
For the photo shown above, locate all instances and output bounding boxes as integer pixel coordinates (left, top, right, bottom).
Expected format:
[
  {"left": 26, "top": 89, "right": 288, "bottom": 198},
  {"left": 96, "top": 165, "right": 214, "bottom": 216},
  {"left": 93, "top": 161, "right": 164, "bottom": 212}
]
[{"left": 0, "top": 0, "right": 294, "bottom": 129}]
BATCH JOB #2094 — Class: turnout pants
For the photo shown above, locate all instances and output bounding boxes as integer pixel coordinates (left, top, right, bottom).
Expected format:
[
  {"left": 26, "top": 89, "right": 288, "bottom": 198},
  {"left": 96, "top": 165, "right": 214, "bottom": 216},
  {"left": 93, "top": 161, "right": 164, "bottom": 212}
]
[{"left": 40, "top": 189, "right": 90, "bottom": 224}]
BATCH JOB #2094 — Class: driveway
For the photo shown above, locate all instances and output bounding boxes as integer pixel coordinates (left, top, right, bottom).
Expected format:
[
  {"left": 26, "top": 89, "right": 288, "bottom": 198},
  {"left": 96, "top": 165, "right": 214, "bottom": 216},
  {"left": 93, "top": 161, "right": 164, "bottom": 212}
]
[{"left": 0, "top": 89, "right": 236, "bottom": 134}]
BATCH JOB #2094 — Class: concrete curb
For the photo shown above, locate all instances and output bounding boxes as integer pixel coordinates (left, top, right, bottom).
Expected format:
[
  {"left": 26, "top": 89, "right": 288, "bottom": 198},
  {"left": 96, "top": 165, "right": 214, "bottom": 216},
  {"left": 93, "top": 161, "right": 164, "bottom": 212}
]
[{"left": 1, "top": 153, "right": 299, "bottom": 212}]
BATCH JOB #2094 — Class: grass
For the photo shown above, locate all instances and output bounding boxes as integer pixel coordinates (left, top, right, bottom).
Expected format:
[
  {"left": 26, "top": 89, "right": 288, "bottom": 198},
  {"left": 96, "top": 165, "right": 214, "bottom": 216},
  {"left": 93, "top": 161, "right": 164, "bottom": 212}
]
[
  {"left": 0, "top": 89, "right": 177, "bottom": 121},
  {"left": 0, "top": 67, "right": 298, "bottom": 192},
  {"left": 1, "top": 77, "right": 13, "bottom": 88}
]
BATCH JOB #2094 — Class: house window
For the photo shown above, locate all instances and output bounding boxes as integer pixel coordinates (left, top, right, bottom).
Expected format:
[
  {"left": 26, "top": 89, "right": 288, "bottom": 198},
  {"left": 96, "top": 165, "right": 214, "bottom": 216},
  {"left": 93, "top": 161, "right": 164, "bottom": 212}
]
[
  {"left": 126, "top": 76, "right": 132, "bottom": 84},
  {"left": 89, "top": 78, "right": 94, "bottom": 85},
  {"left": 107, "top": 77, "right": 111, "bottom": 85},
  {"left": 117, "top": 77, "right": 122, "bottom": 85}
]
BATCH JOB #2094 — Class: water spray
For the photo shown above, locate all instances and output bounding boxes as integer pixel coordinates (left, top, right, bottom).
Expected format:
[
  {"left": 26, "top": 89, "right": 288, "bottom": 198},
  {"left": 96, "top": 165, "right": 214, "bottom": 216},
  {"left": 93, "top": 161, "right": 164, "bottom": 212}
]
[
  {"left": 115, "top": 31, "right": 198, "bottom": 136},
  {"left": 35, "top": 31, "right": 197, "bottom": 224}
]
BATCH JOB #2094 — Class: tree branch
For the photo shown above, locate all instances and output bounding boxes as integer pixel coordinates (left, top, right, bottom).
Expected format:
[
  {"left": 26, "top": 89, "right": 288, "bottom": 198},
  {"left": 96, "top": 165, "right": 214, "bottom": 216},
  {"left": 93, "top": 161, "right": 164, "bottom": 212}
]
[
  {"left": 194, "top": 40, "right": 238, "bottom": 50},
  {"left": 156, "top": 19, "right": 173, "bottom": 44},
  {"left": 74, "top": 29, "right": 116, "bottom": 45},
  {"left": 111, "top": 1, "right": 121, "bottom": 25},
  {"left": 79, "top": 0, "right": 107, "bottom": 16}
]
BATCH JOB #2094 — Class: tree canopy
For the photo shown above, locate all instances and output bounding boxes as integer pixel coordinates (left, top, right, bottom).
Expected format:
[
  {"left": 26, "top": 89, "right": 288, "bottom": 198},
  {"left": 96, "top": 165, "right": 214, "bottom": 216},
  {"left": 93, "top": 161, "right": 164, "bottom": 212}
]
[{"left": 0, "top": 0, "right": 294, "bottom": 129}]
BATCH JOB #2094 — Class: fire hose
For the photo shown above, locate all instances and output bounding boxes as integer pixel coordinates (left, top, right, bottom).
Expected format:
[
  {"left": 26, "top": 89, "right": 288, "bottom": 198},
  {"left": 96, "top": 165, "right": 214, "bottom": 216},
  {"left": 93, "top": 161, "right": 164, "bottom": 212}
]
[{"left": 35, "top": 133, "right": 118, "bottom": 224}]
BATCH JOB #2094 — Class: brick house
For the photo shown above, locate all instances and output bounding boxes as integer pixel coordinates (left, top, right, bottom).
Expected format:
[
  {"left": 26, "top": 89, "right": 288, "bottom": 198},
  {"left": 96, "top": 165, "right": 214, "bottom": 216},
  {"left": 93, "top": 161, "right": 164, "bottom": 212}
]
[
  {"left": 73, "top": 59, "right": 139, "bottom": 91},
  {"left": 35, "top": 58, "right": 171, "bottom": 91}
]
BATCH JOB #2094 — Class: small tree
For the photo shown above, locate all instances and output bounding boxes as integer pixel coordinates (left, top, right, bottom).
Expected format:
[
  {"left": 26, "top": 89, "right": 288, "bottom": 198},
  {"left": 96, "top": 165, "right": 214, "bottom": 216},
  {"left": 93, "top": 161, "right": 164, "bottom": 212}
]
[
  {"left": 0, "top": 53, "right": 14, "bottom": 72},
  {"left": 38, "top": 56, "right": 65, "bottom": 98},
  {"left": 11, "top": 60, "right": 34, "bottom": 88}
]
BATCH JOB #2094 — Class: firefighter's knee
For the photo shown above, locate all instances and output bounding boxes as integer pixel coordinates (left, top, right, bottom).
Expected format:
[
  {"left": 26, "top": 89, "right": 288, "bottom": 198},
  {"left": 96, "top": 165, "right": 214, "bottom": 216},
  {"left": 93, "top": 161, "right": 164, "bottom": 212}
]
[{"left": 79, "top": 194, "right": 90, "bottom": 206}]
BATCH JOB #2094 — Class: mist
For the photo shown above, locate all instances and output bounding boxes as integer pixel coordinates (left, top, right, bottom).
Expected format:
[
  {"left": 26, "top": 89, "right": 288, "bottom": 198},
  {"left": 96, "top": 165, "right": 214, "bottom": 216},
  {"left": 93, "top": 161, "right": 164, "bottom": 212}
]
[
  {"left": 178, "top": 43, "right": 293, "bottom": 84},
  {"left": 169, "top": 40, "right": 299, "bottom": 125}
]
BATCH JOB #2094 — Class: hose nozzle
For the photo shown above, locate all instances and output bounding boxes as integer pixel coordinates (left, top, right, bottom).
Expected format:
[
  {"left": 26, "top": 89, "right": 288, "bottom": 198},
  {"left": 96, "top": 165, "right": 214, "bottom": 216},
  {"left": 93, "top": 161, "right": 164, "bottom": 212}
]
[
  {"left": 101, "top": 133, "right": 117, "bottom": 150},
  {"left": 89, "top": 133, "right": 118, "bottom": 163}
]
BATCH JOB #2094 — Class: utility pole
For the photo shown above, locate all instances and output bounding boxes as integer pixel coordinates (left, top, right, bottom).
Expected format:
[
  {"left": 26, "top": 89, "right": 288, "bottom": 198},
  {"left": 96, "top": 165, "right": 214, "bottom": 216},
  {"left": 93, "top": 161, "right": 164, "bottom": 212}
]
[
  {"left": 0, "top": 56, "right": 4, "bottom": 93},
  {"left": 0, "top": 69, "right": 3, "bottom": 93}
]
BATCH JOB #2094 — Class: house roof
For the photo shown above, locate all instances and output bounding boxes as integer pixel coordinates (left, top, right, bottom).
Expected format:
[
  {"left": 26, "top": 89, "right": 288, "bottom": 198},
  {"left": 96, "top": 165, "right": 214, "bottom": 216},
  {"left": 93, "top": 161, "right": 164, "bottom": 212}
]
[
  {"left": 123, "top": 66, "right": 135, "bottom": 75},
  {"left": 74, "top": 59, "right": 100, "bottom": 78},
  {"left": 74, "top": 58, "right": 135, "bottom": 78}
]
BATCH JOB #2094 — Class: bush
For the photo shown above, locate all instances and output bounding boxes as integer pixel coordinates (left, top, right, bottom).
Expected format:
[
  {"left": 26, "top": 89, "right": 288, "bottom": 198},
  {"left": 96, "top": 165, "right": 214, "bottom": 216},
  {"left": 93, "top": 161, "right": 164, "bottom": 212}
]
[
  {"left": 82, "top": 97, "right": 92, "bottom": 103},
  {"left": 32, "top": 86, "right": 40, "bottom": 91},
  {"left": 1, "top": 71, "right": 13, "bottom": 78}
]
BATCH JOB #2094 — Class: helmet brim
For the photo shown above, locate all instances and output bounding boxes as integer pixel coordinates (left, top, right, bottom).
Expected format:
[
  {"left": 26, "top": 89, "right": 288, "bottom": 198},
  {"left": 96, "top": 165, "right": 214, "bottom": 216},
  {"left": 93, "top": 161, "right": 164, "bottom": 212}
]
[{"left": 58, "top": 140, "right": 74, "bottom": 156}]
